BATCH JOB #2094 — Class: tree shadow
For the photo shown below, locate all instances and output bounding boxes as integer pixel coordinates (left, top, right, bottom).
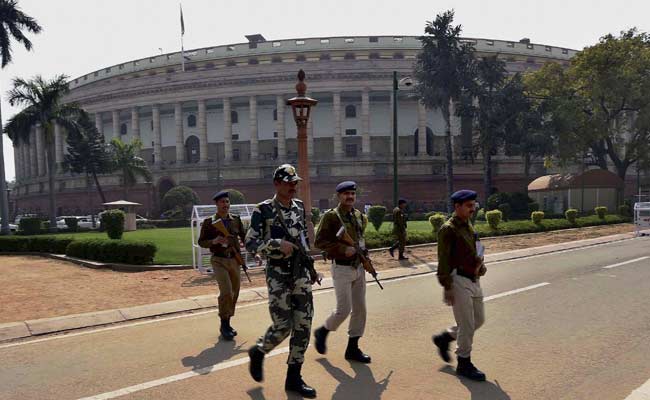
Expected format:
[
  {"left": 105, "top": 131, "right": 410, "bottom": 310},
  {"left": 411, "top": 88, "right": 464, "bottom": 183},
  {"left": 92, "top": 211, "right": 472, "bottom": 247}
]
[
  {"left": 439, "top": 365, "right": 511, "bottom": 400},
  {"left": 246, "top": 387, "right": 267, "bottom": 400},
  {"left": 181, "top": 336, "right": 248, "bottom": 374},
  {"left": 317, "top": 358, "right": 393, "bottom": 399}
]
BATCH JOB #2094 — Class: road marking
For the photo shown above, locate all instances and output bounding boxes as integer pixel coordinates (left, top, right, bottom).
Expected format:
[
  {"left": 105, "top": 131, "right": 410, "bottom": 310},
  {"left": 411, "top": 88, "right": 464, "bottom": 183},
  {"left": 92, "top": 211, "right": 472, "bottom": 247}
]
[
  {"left": 602, "top": 256, "right": 649, "bottom": 270},
  {"left": 623, "top": 378, "right": 650, "bottom": 400},
  {"left": 76, "top": 346, "right": 290, "bottom": 400},
  {"left": 484, "top": 282, "right": 550, "bottom": 302}
]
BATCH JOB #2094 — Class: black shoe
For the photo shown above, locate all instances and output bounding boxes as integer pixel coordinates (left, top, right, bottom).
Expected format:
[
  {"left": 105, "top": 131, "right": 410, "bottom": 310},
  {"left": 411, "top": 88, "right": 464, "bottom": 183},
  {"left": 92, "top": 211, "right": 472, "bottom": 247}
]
[
  {"left": 314, "top": 326, "right": 329, "bottom": 355},
  {"left": 226, "top": 318, "right": 238, "bottom": 337},
  {"left": 433, "top": 332, "right": 454, "bottom": 363},
  {"left": 398, "top": 255, "right": 409, "bottom": 260},
  {"left": 248, "top": 346, "right": 265, "bottom": 382},
  {"left": 344, "top": 337, "right": 372, "bottom": 363},
  {"left": 285, "top": 363, "right": 317, "bottom": 398},
  {"left": 220, "top": 319, "right": 234, "bottom": 340},
  {"left": 456, "top": 356, "right": 486, "bottom": 381},
  {"left": 388, "top": 246, "right": 395, "bottom": 258}
]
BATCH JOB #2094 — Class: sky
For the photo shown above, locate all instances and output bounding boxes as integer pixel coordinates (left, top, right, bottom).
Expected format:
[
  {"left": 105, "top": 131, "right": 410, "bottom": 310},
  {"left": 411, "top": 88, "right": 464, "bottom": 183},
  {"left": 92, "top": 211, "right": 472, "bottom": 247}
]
[{"left": 2, "top": 0, "right": 649, "bottom": 182}]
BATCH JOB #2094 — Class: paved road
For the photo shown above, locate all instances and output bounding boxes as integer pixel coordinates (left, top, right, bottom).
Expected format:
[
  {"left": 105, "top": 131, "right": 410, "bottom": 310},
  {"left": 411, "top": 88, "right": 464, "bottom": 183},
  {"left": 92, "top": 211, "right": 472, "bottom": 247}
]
[{"left": 1, "top": 237, "right": 650, "bottom": 400}]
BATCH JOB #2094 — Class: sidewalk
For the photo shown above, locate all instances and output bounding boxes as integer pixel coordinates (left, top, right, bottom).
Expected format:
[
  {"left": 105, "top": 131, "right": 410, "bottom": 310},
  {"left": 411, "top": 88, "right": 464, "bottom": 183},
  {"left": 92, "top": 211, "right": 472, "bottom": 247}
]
[{"left": 2, "top": 229, "right": 645, "bottom": 343}]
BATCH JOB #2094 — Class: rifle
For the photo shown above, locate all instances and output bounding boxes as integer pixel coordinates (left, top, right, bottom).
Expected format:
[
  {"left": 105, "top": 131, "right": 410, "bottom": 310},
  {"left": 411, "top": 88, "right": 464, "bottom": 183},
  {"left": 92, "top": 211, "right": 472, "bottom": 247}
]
[
  {"left": 212, "top": 218, "right": 252, "bottom": 283},
  {"left": 336, "top": 226, "right": 384, "bottom": 290}
]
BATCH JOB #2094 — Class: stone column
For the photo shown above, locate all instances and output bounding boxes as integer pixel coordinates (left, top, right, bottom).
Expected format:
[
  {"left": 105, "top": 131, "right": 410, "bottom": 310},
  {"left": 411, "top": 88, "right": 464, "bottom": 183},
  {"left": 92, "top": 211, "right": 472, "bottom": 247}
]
[
  {"left": 14, "top": 143, "right": 21, "bottom": 181},
  {"left": 35, "top": 124, "right": 45, "bottom": 176},
  {"left": 361, "top": 89, "right": 371, "bottom": 155},
  {"left": 22, "top": 141, "right": 30, "bottom": 179},
  {"left": 198, "top": 99, "right": 208, "bottom": 163},
  {"left": 333, "top": 92, "right": 342, "bottom": 158},
  {"left": 307, "top": 116, "right": 314, "bottom": 158},
  {"left": 152, "top": 104, "right": 162, "bottom": 165},
  {"left": 223, "top": 98, "right": 232, "bottom": 162},
  {"left": 54, "top": 123, "right": 64, "bottom": 173},
  {"left": 95, "top": 112, "right": 104, "bottom": 137},
  {"left": 30, "top": 128, "right": 38, "bottom": 177},
  {"left": 131, "top": 107, "right": 140, "bottom": 140},
  {"left": 418, "top": 101, "right": 427, "bottom": 156},
  {"left": 276, "top": 95, "right": 286, "bottom": 160},
  {"left": 112, "top": 110, "right": 120, "bottom": 140},
  {"left": 249, "top": 96, "right": 258, "bottom": 161},
  {"left": 174, "top": 102, "right": 184, "bottom": 164}
]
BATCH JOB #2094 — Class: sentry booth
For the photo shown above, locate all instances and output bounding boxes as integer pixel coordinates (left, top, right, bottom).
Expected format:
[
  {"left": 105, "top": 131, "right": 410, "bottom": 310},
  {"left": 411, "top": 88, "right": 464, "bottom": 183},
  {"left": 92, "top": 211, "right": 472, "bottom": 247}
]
[
  {"left": 190, "top": 204, "right": 262, "bottom": 274},
  {"left": 634, "top": 202, "right": 650, "bottom": 237},
  {"left": 102, "top": 200, "right": 142, "bottom": 231}
]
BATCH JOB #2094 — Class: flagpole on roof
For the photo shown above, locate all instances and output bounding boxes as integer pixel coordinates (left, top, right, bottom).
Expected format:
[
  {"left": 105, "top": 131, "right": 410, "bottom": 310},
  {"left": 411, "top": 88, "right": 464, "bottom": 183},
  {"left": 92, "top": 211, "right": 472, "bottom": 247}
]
[{"left": 180, "top": 3, "right": 185, "bottom": 72}]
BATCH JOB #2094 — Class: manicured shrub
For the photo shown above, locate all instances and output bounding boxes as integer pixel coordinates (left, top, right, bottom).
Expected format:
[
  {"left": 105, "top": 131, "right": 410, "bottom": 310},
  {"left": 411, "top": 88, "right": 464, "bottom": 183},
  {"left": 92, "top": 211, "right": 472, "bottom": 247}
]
[
  {"left": 64, "top": 217, "right": 79, "bottom": 232},
  {"left": 222, "top": 188, "right": 245, "bottom": 205},
  {"left": 311, "top": 207, "right": 321, "bottom": 225},
  {"left": 101, "top": 210, "right": 125, "bottom": 239},
  {"left": 429, "top": 213, "right": 447, "bottom": 239},
  {"left": 565, "top": 209, "right": 578, "bottom": 224},
  {"left": 161, "top": 186, "right": 199, "bottom": 217},
  {"left": 486, "top": 210, "right": 503, "bottom": 230},
  {"left": 65, "top": 239, "right": 157, "bottom": 265},
  {"left": 367, "top": 206, "right": 386, "bottom": 232},
  {"left": 476, "top": 208, "right": 486, "bottom": 221},
  {"left": 595, "top": 206, "right": 607, "bottom": 220},
  {"left": 498, "top": 203, "right": 511, "bottom": 221},
  {"left": 18, "top": 217, "right": 43, "bottom": 235},
  {"left": 531, "top": 211, "right": 545, "bottom": 225},
  {"left": 0, "top": 236, "right": 75, "bottom": 253},
  {"left": 618, "top": 204, "right": 631, "bottom": 217}
]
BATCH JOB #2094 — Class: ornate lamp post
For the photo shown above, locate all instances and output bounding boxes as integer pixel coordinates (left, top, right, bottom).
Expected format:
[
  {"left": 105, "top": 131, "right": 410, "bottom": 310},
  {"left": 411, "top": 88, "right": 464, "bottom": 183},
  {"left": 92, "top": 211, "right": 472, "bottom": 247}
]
[{"left": 287, "top": 70, "right": 318, "bottom": 234}]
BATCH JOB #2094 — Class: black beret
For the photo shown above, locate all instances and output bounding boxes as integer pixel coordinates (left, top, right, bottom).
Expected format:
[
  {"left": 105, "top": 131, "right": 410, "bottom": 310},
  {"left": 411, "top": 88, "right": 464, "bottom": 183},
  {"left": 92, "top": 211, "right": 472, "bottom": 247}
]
[
  {"left": 336, "top": 181, "right": 357, "bottom": 193},
  {"left": 273, "top": 164, "right": 302, "bottom": 182},
  {"left": 398, "top": 198, "right": 408, "bottom": 205},
  {"left": 451, "top": 190, "right": 477, "bottom": 203},
  {"left": 212, "top": 190, "right": 229, "bottom": 201}
]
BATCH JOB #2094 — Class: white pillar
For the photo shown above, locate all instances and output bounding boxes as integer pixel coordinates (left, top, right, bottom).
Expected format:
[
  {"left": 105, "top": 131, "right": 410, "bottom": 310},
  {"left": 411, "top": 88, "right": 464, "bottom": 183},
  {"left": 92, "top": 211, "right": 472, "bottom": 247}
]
[
  {"left": 276, "top": 95, "right": 286, "bottom": 160},
  {"left": 112, "top": 110, "right": 120, "bottom": 140},
  {"left": 175, "top": 102, "right": 184, "bottom": 164},
  {"left": 54, "top": 123, "right": 64, "bottom": 173},
  {"left": 131, "top": 107, "right": 140, "bottom": 140},
  {"left": 95, "top": 112, "right": 104, "bottom": 137},
  {"left": 223, "top": 98, "right": 232, "bottom": 162},
  {"left": 152, "top": 104, "right": 162, "bottom": 165},
  {"left": 307, "top": 115, "right": 314, "bottom": 158},
  {"left": 418, "top": 101, "right": 427, "bottom": 156},
  {"left": 30, "top": 127, "right": 38, "bottom": 177},
  {"left": 35, "top": 124, "right": 45, "bottom": 176},
  {"left": 249, "top": 96, "right": 259, "bottom": 161},
  {"left": 198, "top": 99, "right": 208, "bottom": 163},
  {"left": 333, "top": 92, "right": 342, "bottom": 158},
  {"left": 361, "top": 89, "right": 371, "bottom": 155}
]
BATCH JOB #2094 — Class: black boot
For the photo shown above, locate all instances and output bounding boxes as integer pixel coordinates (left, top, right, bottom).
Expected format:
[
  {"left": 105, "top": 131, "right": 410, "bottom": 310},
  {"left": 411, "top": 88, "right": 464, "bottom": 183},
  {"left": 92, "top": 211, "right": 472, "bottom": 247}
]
[
  {"left": 285, "top": 363, "right": 317, "bottom": 398},
  {"left": 398, "top": 253, "right": 409, "bottom": 260},
  {"left": 314, "top": 326, "right": 329, "bottom": 355},
  {"left": 344, "top": 337, "right": 371, "bottom": 363},
  {"left": 225, "top": 318, "right": 237, "bottom": 337},
  {"left": 456, "top": 356, "right": 486, "bottom": 381},
  {"left": 432, "top": 332, "right": 454, "bottom": 363},
  {"left": 248, "top": 346, "right": 265, "bottom": 382},
  {"left": 220, "top": 318, "right": 234, "bottom": 340}
]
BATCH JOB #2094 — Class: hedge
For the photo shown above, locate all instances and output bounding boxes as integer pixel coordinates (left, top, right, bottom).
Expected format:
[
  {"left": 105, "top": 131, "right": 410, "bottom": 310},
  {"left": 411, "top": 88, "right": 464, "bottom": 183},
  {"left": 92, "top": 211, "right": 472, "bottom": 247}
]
[
  {"left": 0, "top": 236, "right": 75, "bottom": 253},
  {"left": 18, "top": 217, "right": 43, "bottom": 235},
  {"left": 139, "top": 219, "right": 190, "bottom": 229},
  {"left": 595, "top": 206, "right": 608, "bottom": 220}
]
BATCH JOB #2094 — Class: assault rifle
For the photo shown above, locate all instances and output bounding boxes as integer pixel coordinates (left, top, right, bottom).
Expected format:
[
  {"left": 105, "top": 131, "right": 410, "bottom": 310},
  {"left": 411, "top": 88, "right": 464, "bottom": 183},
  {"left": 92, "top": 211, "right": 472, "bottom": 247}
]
[
  {"left": 212, "top": 218, "right": 252, "bottom": 283},
  {"left": 336, "top": 226, "right": 384, "bottom": 290}
]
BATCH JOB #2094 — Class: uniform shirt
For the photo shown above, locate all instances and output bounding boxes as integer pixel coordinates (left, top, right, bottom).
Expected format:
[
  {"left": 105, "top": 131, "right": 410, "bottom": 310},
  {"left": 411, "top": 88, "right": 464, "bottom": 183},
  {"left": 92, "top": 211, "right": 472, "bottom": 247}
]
[
  {"left": 245, "top": 195, "right": 309, "bottom": 260},
  {"left": 197, "top": 213, "right": 245, "bottom": 257},
  {"left": 392, "top": 207, "right": 407, "bottom": 234},
  {"left": 436, "top": 215, "right": 486, "bottom": 290},
  {"left": 315, "top": 205, "right": 367, "bottom": 261}
]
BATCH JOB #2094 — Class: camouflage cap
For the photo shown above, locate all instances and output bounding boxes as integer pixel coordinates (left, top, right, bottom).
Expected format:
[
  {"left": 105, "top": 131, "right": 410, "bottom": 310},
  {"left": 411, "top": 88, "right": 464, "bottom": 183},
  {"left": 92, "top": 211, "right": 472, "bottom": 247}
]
[{"left": 273, "top": 164, "right": 302, "bottom": 182}]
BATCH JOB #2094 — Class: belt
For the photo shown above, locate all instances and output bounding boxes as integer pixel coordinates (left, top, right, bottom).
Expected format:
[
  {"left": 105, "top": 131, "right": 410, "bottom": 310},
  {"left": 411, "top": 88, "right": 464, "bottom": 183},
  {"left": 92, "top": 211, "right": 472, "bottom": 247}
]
[
  {"left": 212, "top": 253, "right": 235, "bottom": 259},
  {"left": 269, "top": 258, "right": 290, "bottom": 267},
  {"left": 334, "top": 259, "right": 356, "bottom": 266},
  {"left": 456, "top": 269, "right": 477, "bottom": 282}
]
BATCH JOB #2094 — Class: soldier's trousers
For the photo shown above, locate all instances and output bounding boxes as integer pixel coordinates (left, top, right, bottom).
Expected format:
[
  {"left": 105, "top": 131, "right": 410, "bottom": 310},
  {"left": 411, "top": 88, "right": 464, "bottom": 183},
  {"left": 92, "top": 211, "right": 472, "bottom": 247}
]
[
  {"left": 390, "top": 232, "right": 407, "bottom": 255},
  {"left": 324, "top": 263, "right": 367, "bottom": 337},
  {"left": 211, "top": 256, "right": 241, "bottom": 319},
  {"left": 447, "top": 274, "right": 485, "bottom": 358},
  {"left": 256, "top": 263, "right": 313, "bottom": 365}
]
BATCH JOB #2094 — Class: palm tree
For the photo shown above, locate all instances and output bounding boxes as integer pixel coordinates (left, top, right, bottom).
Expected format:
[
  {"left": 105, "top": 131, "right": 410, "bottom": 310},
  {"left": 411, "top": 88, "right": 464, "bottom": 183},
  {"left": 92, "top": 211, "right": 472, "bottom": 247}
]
[
  {"left": 4, "top": 75, "right": 82, "bottom": 231},
  {"left": 110, "top": 138, "right": 152, "bottom": 200},
  {"left": 0, "top": 0, "right": 42, "bottom": 234},
  {"left": 414, "top": 10, "right": 476, "bottom": 212}
]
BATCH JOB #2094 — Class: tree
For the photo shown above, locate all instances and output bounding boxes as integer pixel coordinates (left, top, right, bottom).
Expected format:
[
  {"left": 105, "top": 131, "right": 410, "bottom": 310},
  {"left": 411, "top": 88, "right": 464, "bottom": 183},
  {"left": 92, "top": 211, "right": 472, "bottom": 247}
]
[
  {"left": 0, "top": 0, "right": 42, "bottom": 234},
  {"left": 414, "top": 10, "right": 476, "bottom": 212},
  {"left": 63, "top": 111, "right": 114, "bottom": 204},
  {"left": 4, "top": 75, "right": 82, "bottom": 232},
  {"left": 161, "top": 185, "right": 198, "bottom": 217},
  {"left": 109, "top": 138, "right": 152, "bottom": 200}
]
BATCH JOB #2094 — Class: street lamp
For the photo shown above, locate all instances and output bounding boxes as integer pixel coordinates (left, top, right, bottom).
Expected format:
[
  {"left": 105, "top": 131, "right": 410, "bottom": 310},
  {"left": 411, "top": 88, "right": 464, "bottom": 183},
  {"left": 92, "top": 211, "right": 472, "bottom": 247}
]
[
  {"left": 392, "top": 71, "right": 413, "bottom": 208},
  {"left": 287, "top": 69, "right": 318, "bottom": 234}
]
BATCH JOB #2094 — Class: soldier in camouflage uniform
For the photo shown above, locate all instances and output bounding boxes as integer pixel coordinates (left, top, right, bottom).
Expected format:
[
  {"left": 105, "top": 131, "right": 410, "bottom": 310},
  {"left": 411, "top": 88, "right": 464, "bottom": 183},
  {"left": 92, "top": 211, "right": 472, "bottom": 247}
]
[{"left": 245, "top": 164, "right": 317, "bottom": 398}]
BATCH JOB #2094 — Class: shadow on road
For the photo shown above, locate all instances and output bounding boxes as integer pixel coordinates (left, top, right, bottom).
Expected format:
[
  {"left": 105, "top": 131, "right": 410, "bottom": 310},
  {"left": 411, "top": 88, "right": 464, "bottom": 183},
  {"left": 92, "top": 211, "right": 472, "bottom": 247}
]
[
  {"left": 181, "top": 336, "right": 248, "bottom": 374},
  {"left": 246, "top": 387, "right": 266, "bottom": 400},
  {"left": 440, "top": 365, "right": 511, "bottom": 400},
  {"left": 317, "top": 358, "right": 392, "bottom": 399}
]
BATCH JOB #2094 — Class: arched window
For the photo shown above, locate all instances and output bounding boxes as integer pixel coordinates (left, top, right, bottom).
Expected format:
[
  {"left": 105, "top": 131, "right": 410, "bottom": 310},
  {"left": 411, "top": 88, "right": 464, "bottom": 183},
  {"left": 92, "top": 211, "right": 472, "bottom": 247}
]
[
  {"left": 120, "top": 123, "right": 127, "bottom": 135},
  {"left": 345, "top": 105, "right": 356, "bottom": 118},
  {"left": 231, "top": 111, "right": 239, "bottom": 124},
  {"left": 185, "top": 135, "right": 200, "bottom": 164},
  {"left": 273, "top": 109, "right": 277, "bottom": 121},
  {"left": 187, "top": 114, "right": 196, "bottom": 127},
  {"left": 413, "top": 127, "right": 434, "bottom": 156}
]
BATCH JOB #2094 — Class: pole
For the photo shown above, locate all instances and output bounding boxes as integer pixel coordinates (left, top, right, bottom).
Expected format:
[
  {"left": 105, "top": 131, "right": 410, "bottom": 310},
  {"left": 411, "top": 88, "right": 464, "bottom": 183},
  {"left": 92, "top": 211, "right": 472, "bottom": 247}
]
[
  {"left": 392, "top": 71, "right": 399, "bottom": 208},
  {"left": 0, "top": 98, "right": 11, "bottom": 235}
]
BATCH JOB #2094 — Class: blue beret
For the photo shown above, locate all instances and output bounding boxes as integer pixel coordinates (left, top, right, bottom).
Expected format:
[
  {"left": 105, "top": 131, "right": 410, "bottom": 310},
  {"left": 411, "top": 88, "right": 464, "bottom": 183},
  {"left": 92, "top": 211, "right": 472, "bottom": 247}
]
[
  {"left": 212, "top": 190, "right": 229, "bottom": 201},
  {"left": 451, "top": 190, "right": 477, "bottom": 203},
  {"left": 398, "top": 198, "right": 408, "bottom": 205},
  {"left": 336, "top": 181, "right": 357, "bottom": 193}
]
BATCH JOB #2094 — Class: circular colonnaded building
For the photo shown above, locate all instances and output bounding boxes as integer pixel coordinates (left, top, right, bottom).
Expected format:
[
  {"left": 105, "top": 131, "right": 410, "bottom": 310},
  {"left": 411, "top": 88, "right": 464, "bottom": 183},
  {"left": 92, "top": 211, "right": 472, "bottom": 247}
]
[{"left": 11, "top": 35, "right": 577, "bottom": 216}]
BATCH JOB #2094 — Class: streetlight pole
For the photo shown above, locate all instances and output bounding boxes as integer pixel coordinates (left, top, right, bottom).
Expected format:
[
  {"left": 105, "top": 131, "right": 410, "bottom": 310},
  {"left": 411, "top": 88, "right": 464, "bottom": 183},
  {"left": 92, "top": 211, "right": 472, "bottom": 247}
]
[{"left": 392, "top": 71, "right": 399, "bottom": 208}]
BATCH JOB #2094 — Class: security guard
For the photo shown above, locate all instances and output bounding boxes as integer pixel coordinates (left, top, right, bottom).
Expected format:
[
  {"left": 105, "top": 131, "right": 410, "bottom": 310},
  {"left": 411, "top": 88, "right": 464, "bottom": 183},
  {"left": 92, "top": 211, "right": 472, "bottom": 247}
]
[
  {"left": 432, "top": 189, "right": 487, "bottom": 381},
  {"left": 197, "top": 190, "right": 245, "bottom": 341},
  {"left": 388, "top": 198, "right": 409, "bottom": 260},
  {"left": 313, "top": 181, "right": 372, "bottom": 364},
  {"left": 245, "top": 164, "right": 317, "bottom": 398}
]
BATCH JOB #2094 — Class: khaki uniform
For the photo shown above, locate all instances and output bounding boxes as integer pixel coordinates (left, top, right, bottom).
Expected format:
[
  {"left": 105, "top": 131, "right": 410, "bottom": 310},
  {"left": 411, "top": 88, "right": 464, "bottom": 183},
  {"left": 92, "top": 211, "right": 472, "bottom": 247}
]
[
  {"left": 437, "top": 215, "right": 487, "bottom": 358},
  {"left": 390, "top": 207, "right": 408, "bottom": 257},
  {"left": 198, "top": 213, "right": 245, "bottom": 319},
  {"left": 315, "top": 206, "right": 368, "bottom": 337}
]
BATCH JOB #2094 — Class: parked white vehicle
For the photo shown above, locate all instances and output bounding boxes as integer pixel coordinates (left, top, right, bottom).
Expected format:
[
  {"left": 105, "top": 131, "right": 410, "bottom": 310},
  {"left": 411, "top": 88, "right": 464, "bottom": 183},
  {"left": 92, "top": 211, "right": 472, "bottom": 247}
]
[
  {"left": 0, "top": 219, "right": 18, "bottom": 232},
  {"left": 56, "top": 216, "right": 98, "bottom": 230}
]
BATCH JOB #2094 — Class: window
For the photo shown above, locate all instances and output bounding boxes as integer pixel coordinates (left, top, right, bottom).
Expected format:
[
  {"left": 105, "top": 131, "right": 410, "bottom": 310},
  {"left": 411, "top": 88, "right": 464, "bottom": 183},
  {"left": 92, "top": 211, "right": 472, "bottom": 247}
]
[
  {"left": 273, "top": 147, "right": 278, "bottom": 159},
  {"left": 486, "top": 40, "right": 494, "bottom": 46},
  {"left": 545, "top": 46, "right": 552, "bottom": 52},
  {"left": 562, "top": 48, "right": 569, "bottom": 54},
  {"left": 231, "top": 111, "right": 239, "bottom": 124},
  {"left": 248, "top": 42, "right": 257, "bottom": 49},
  {"left": 507, "top": 42, "right": 515, "bottom": 48},
  {"left": 262, "top": 166, "right": 274, "bottom": 178},
  {"left": 393, "top": 52, "right": 404, "bottom": 59},
  {"left": 393, "top": 37, "right": 403, "bottom": 42},
  {"left": 345, "top": 129, "right": 357, "bottom": 136},
  {"left": 233, "top": 148, "right": 240, "bottom": 161},
  {"left": 248, "top": 58, "right": 258, "bottom": 65},
  {"left": 320, "top": 38, "right": 330, "bottom": 44},
  {"left": 120, "top": 123, "right": 127, "bottom": 135},
  {"left": 232, "top": 134, "right": 239, "bottom": 141},
  {"left": 345, "top": 144, "right": 358, "bottom": 157},
  {"left": 296, "top": 55, "right": 306, "bottom": 62},
  {"left": 271, "top": 56, "right": 283, "bottom": 63},
  {"left": 345, "top": 105, "right": 357, "bottom": 118},
  {"left": 296, "top": 40, "right": 305, "bottom": 45},
  {"left": 272, "top": 41, "right": 282, "bottom": 47},
  {"left": 344, "top": 38, "right": 355, "bottom": 43},
  {"left": 273, "top": 131, "right": 278, "bottom": 138},
  {"left": 185, "top": 135, "right": 200, "bottom": 163},
  {"left": 320, "top": 53, "right": 331, "bottom": 61},
  {"left": 150, "top": 121, "right": 154, "bottom": 130},
  {"left": 105, "top": 67, "right": 112, "bottom": 73},
  {"left": 273, "top": 109, "right": 277, "bottom": 121},
  {"left": 94, "top": 71, "right": 99, "bottom": 77},
  {"left": 187, "top": 114, "right": 196, "bottom": 127},
  {"left": 344, "top": 53, "right": 355, "bottom": 60},
  {"left": 369, "top": 52, "right": 380, "bottom": 59},
  {"left": 118, "top": 64, "right": 124, "bottom": 70},
  {"left": 527, "top": 44, "right": 534, "bottom": 49},
  {"left": 317, "top": 165, "right": 331, "bottom": 176},
  {"left": 369, "top": 36, "right": 379, "bottom": 43},
  {"left": 227, "top": 45, "right": 235, "bottom": 51}
]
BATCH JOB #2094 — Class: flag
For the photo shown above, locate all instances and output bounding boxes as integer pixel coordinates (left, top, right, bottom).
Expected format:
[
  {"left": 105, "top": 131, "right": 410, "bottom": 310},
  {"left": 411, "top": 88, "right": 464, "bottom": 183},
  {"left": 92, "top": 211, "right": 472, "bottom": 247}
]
[{"left": 180, "top": 4, "right": 185, "bottom": 36}]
